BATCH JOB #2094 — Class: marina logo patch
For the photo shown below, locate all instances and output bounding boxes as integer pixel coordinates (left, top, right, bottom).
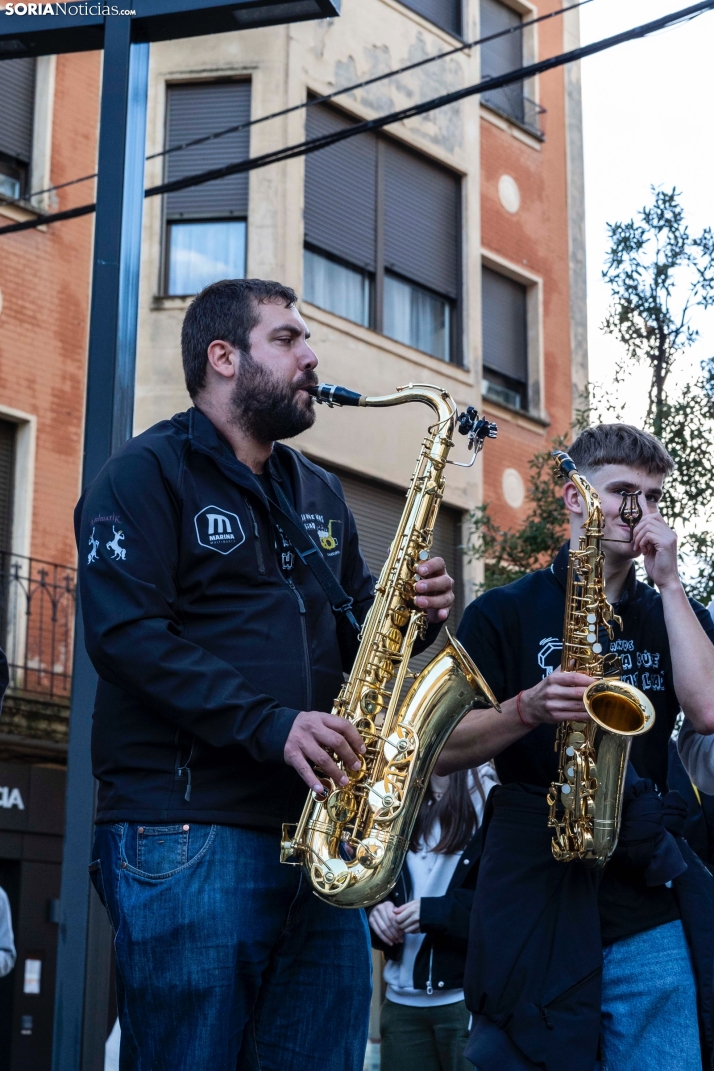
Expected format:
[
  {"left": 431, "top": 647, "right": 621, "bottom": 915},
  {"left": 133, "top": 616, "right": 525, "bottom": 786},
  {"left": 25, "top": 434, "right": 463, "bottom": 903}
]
[{"left": 194, "top": 505, "right": 245, "bottom": 555}]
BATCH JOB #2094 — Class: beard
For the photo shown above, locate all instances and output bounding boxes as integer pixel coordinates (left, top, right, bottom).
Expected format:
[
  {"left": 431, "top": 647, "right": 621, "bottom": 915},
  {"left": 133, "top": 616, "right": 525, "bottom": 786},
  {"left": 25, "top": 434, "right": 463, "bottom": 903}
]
[{"left": 230, "top": 351, "right": 318, "bottom": 442}]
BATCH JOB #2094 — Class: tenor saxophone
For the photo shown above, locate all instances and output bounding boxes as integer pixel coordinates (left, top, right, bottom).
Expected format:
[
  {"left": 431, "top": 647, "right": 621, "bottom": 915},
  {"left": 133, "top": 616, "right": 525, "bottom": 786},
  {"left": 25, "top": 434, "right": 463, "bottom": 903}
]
[
  {"left": 280, "top": 382, "right": 499, "bottom": 908},
  {"left": 547, "top": 451, "right": 655, "bottom": 866}
]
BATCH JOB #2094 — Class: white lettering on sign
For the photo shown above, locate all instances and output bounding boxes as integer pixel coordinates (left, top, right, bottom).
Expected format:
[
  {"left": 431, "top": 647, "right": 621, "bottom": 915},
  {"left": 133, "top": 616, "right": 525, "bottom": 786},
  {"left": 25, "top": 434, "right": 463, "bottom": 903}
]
[{"left": 0, "top": 786, "right": 25, "bottom": 809}]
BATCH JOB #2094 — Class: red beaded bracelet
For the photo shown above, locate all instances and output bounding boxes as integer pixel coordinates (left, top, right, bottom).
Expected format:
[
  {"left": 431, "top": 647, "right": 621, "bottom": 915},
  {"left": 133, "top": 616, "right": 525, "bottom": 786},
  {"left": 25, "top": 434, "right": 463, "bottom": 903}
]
[{"left": 516, "top": 691, "right": 530, "bottom": 728}]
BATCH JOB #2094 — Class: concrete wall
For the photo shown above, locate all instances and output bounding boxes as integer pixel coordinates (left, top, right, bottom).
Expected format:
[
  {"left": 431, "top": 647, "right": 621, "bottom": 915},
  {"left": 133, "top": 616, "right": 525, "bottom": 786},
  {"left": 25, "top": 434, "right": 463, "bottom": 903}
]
[{"left": 135, "top": 0, "right": 586, "bottom": 599}]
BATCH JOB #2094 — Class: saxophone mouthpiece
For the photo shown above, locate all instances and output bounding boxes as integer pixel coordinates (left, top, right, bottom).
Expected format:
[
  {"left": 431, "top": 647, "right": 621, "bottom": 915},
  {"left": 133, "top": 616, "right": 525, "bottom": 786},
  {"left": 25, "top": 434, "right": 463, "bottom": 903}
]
[
  {"left": 553, "top": 450, "right": 577, "bottom": 477},
  {"left": 308, "top": 383, "right": 363, "bottom": 408}
]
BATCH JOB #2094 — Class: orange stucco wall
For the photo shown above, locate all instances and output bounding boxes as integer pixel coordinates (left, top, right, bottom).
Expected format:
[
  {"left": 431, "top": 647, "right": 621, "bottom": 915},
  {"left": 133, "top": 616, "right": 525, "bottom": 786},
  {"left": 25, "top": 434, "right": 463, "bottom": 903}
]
[
  {"left": 480, "top": 2, "right": 574, "bottom": 536},
  {"left": 0, "top": 51, "right": 101, "bottom": 569}
]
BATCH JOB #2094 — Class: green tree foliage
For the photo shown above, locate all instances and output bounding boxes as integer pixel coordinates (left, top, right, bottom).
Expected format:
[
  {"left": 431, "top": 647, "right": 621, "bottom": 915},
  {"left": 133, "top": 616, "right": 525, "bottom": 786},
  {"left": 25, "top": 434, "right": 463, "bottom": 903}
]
[
  {"left": 466, "top": 188, "right": 714, "bottom": 600},
  {"left": 600, "top": 188, "right": 714, "bottom": 603},
  {"left": 465, "top": 439, "right": 569, "bottom": 592},
  {"left": 602, "top": 188, "right": 714, "bottom": 438}
]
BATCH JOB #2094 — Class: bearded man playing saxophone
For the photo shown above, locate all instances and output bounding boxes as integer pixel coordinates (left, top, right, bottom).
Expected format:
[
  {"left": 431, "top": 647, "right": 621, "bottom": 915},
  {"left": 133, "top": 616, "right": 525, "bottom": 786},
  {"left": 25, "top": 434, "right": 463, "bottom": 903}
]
[
  {"left": 437, "top": 424, "right": 714, "bottom": 1071},
  {"left": 77, "top": 278, "right": 455, "bottom": 1071}
]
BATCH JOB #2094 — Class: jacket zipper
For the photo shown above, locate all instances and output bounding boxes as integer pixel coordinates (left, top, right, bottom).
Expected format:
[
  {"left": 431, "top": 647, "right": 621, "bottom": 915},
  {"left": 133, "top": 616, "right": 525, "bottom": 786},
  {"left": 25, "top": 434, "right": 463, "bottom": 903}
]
[
  {"left": 426, "top": 947, "right": 434, "bottom": 995},
  {"left": 245, "top": 501, "right": 266, "bottom": 575},
  {"left": 538, "top": 965, "right": 602, "bottom": 1030},
  {"left": 287, "top": 577, "right": 312, "bottom": 710}
]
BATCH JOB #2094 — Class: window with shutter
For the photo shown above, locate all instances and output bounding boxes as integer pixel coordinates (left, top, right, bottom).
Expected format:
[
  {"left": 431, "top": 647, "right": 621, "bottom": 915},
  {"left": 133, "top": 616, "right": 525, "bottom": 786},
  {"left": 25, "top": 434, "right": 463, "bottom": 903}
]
[
  {"left": 480, "top": 0, "right": 524, "bottom": 124},
  {"left": 164, "top": 81, "right": 251, "bottom": 296},
  {"left": 481, "top": 265, "right": 528, "bottom": 410},
  {"left": 0, "top": 421, "right": 16, "bottom": 558},
  {"left": 400, "top": 0, "right": 462, "bottom": 36},
  {"left": 0, "top": 57, "right": 36, "bottom": 202},
  {"left": 303, "top": 103, "right": 461, "bottom": 363},
  {"left": 321, "top": 465, "right": 463, "bottom": 670}
]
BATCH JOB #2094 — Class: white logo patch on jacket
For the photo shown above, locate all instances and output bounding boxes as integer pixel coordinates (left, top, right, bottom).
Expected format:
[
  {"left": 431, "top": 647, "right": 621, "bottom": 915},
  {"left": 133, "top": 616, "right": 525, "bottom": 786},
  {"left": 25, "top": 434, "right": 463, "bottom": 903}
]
[{"left": 194, "top": 505, "right": 245, "bottom": 555}]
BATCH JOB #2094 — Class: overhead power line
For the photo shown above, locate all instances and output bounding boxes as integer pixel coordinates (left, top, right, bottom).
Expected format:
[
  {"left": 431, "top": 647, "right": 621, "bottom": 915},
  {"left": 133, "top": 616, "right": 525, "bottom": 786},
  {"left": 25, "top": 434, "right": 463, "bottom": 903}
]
[
  {"left": 0, "top": 0, "right": 592, "bottom": 211},
  {"left": 1, "top": 0, "right": 713, "bottom": 238},
  {"left": 145, "top": 0, "right": 593, "bottom": 163}
]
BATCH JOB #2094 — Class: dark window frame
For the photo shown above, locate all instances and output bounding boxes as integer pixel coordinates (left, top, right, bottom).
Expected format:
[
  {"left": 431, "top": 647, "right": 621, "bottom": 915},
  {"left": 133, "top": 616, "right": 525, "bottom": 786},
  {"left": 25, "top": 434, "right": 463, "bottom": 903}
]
[
  {"left": 0, "top": 56, "right": 36, "bottom": 202},
  {"left": 479, "top": 0, "right": 546, "bottom": 140},
  {"left": 399, "top": 0, "right": 463, "bottom": 38},
  {"left": 160, "top": 77, "right": 251, "bottom": 297},
  {"left": 303, "top": 241, "right": 375, "bottom": 326},
  {"left": 481, "top": 263, "right": 530, "bottom": 413},
  {"left": 303, "top": 104, "right": 463, "bottom": 366}
]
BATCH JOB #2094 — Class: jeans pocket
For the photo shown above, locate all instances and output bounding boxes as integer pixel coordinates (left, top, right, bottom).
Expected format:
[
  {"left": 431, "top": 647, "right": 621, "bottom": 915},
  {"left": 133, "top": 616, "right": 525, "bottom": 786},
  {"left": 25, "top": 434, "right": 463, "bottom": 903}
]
[
  {"left": 129, "top": 822, "right": 215, "bottom": 878},
  {"left": 136, "top": 824, "right": 189, "bottom": 875},
  {"left": 88, "top": 859, "right": 107, "bottom": 908}
]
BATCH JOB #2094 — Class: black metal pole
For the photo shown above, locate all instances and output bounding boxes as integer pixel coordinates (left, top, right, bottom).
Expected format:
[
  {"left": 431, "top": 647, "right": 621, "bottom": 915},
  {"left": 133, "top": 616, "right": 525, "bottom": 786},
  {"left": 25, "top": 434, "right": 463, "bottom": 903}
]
[{"left": 52, "top": 19, "right": 149, "bottom": 1071}]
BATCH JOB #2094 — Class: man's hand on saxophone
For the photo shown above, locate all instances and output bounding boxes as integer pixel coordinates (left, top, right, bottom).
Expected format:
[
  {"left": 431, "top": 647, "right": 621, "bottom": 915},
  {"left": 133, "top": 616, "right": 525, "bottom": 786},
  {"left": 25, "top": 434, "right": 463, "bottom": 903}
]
[
  {"left": 284, "top": 558, "right": 455, "bottom": 791},
  {"left": 516, "top": 668, "right": 594, "bottom": 727},
  {"left": 413, "top": 556, "right": 455, "bottom": 623}
]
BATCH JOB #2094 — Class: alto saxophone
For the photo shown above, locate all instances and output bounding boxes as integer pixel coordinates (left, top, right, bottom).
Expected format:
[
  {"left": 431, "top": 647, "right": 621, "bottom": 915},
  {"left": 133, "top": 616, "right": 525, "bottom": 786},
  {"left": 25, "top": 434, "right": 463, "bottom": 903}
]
[
  {"left": 281, "top": 382, "right": 499, "bottom": 908},
  {"left": 547, "top": 451, "right": 655, "bottom": 866}
]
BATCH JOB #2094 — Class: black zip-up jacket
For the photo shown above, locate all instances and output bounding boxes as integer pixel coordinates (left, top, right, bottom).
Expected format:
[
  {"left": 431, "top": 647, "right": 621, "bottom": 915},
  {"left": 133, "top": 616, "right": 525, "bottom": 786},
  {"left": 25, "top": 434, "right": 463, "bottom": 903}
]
[
  {"left": 369, "top": 830, "right": 483, "bottom": 992},
  {"left": 457, "top": 545, "right": 714, "bottom": 1070},
  {"left": 77, "top": 407, "right": 429, "bottom": 830}
]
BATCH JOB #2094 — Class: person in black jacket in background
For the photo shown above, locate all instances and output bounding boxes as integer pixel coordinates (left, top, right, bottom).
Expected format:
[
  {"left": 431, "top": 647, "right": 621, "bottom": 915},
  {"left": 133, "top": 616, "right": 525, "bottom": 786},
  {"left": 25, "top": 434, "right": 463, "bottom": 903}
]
[
  {"left": 77, "top": 279, "right": 455, "bottom": 1071},
  {"left": 369, "top": 766, "right": 498, "bottom": 1071}
]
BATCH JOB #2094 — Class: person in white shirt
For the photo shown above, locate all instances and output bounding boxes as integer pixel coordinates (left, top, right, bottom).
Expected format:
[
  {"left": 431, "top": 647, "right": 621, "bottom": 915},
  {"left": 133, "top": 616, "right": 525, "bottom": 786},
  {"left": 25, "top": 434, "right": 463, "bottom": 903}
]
[
  {"left": 0, "top": 886, "right": 16, "bottom": 979},
  {"left": 677, "top": 599, "right": 714, "bottom": 794},
  {"left": 368, "top": 764, "right": 498, "bottom": 1071}
]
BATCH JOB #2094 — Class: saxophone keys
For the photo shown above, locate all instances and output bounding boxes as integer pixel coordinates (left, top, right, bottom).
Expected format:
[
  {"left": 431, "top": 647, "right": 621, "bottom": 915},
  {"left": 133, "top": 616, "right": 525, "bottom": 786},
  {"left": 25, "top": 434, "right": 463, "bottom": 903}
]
[
  {"left": 311, "top": 858, "right": 350, "bottom": 894},
  {"left": 326, "top": 788, "right": 358, "bottom": 823},
  {"left": 360, "top": 690, "right": 382, "bottom": 716},
  {"left": 311, "top": 778, "right": 331, "bottom": 801},
  {"left": 391, "top": 604, "right": 410, "bottom": 628},
  {"left": 383, "top": 727, "right": 416, "bottom": 764},
  {"left": 385, "top": 627, "right": 403, "bottom": 653},
  {"left": 356, "top": 839, "right": 385, "bottom": 869},
  {"left": 368, "top": 781, "right": 403, "bottom": 820}
]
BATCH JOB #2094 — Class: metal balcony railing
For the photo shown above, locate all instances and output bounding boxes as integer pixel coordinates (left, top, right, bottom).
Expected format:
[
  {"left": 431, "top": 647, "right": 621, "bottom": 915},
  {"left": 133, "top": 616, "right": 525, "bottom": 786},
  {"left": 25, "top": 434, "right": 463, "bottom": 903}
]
[
  {"left": 482, "top": 79, "right": 546, "bottom": 139},
  {"left": 0, "top": 552, "right": 77, "bottom": 703}
]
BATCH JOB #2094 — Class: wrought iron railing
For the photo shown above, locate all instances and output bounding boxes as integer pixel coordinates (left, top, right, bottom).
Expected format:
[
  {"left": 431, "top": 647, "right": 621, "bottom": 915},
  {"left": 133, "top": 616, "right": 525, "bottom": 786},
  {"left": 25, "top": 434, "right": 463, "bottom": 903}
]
[
  {"left": 0, "top": 552, "right": 77, "bottom": 703},
  {"left": 482, "top": 79, "right": 546, "bottom": 138}
]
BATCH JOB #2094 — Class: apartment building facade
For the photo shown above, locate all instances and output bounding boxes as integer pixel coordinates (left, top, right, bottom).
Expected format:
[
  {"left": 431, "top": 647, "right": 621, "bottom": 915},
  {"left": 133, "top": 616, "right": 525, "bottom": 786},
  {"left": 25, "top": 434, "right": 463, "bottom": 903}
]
[
  {"left": 0, "top": 48, "right": 100, "bottom": 1071},
  {"left": 135, "top": 0, "right": 586, "bottom": 609}
]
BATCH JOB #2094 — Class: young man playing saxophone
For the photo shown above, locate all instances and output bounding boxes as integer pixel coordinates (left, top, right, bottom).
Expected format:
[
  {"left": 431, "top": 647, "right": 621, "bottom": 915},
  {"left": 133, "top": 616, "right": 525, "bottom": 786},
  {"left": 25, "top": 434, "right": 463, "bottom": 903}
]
[
  {"left": 437, "top": 424, "right": 714, "bottom": 1071},
  {"left": 77, "top": 278, "right": 455, "bottom": 1071}
]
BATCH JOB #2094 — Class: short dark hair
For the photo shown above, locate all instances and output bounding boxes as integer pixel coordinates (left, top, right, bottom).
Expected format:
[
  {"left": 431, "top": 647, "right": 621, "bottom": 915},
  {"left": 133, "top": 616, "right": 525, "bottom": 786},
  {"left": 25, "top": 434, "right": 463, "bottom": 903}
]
[
  {"left": 569, "top": 423, "right": 674, "bottom": 476},
  {"left": 181, "top": 278, "right": 298, "bottom": 398}
]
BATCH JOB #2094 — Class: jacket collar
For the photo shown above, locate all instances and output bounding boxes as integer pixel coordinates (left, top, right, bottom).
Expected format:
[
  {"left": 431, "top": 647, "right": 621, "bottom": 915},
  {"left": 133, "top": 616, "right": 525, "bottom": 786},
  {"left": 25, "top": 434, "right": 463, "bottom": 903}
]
[
  {"left": 551, "top": 540, "right": 638, "bottom": 609},
  {"left": 185, "top": 406, "right": 289, "bottom": 504}
]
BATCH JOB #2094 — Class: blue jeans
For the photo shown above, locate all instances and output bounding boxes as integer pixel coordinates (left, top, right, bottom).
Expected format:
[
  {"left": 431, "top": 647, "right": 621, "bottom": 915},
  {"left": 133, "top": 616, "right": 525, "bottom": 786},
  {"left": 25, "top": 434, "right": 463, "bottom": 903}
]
[
  {"left": 91, "top": 822, "right": 372, "bottom": 1071},
  {"left": 599, "top": 919, "right": 700, "bottom": 1071}
]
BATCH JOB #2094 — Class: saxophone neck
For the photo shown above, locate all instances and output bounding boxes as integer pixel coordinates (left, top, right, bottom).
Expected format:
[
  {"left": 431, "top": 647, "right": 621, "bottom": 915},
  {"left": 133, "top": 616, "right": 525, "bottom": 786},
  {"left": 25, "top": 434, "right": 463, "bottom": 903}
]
[{"left": 362, "top": 383, "right": 457, "bottom": 434}]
